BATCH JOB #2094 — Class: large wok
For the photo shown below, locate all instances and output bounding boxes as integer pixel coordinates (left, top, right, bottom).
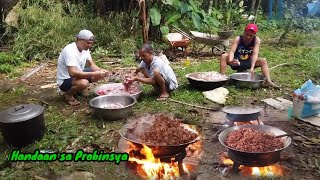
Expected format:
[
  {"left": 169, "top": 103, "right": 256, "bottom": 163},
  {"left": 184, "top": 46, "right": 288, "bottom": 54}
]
[
  {"left": 229, "top": 73, "right": 266, "bottom": 89},
  {"left": 185, "top": 72, "right": 229, "bottom": 91},
  {"left": 119, "top": 120, "right": 200, "bottom": 157},
  {"left": 219, "top": 124, "right": 291, "bottom": 167}
]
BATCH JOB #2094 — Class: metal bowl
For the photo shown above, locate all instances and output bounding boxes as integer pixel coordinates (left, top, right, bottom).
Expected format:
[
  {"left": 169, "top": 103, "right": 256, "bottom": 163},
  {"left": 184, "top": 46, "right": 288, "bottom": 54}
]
[
  {"left": 89, "top": 95, "right": 136, "bottom": 121},
  {"left": 185, "top": 72, "right": 229, "bottom": 91},
  {"left": 229, "top": 73, "right": 266, "bottom": 89},
  {"left": 93, "top": 82, "right": 143, "bottom": 100}
]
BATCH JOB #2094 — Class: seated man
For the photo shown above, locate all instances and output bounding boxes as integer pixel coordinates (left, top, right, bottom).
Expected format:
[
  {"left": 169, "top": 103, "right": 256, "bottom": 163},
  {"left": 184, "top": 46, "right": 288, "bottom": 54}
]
[
  {"left": 220, "top": 24, "right": 279, "bottom": 87},
  {"left": 56, "top": 29, "right": 108, "bottom": 105},
  {"left": 129, "top": 43, "right": 178, "bottom": 100}
]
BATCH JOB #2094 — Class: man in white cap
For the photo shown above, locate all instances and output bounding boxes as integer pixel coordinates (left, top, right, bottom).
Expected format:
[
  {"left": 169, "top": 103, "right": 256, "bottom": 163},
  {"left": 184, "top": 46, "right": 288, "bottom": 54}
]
[{"left": 57, "top": 29, "right": 108, "bottom": 105}]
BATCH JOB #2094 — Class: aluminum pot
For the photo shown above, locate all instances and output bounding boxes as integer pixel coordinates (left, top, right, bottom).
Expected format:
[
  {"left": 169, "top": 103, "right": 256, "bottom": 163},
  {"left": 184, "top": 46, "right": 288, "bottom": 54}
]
[
  {"left": 218, "top": 124, "right": 291, "bottom": 167},
  {"left": 0, "top": 104, "right": 46, "bottom": 148},
  {"left": 93, "top": 82, "right": 143, "bottom": 100},
  {"left": 185, "top": 72, "right": 229, "bottom": 91},
  {"left": 89, "top": 95, "right": 136, "bottom": 121},
  {"left": 229, "top": 73, "right": 266, "bottom": 89}
]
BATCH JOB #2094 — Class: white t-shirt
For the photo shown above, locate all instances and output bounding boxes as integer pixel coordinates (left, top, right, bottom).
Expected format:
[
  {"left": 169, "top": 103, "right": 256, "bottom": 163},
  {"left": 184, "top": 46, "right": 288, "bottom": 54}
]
[
  {"left": 139, "top": 56, "right": 178, "bottom": 91},
  {"left": 56, "top": 42, "right": 92, "bottom": 87}
]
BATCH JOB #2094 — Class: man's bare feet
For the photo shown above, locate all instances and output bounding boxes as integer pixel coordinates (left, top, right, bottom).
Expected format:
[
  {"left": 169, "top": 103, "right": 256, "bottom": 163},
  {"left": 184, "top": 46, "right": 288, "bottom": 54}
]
[
  {"left": 64, "top": 93, "right": 80, "bottom": 106},
  {"left": 156, "top": 93, "right": 169, "bottom": 101},
  {"left": 263, "top": 80, "right": 281, "bottom": 89}
]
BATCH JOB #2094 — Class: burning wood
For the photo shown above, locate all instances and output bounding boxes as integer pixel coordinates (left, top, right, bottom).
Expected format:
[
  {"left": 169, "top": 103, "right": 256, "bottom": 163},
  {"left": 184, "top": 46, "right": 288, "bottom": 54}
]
[
  {"left": 218, "top": 152, "right": 290, "bottom": 177},
  {"left": 127, "top": 142, "right": 189, "bottom": 179}
]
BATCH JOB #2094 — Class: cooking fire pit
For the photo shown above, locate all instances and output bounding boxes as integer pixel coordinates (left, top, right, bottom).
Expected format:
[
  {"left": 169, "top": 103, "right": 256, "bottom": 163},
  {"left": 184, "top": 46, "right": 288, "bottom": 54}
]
[{"left": 222, "top": 106, "right": 263, "bottom": 127}]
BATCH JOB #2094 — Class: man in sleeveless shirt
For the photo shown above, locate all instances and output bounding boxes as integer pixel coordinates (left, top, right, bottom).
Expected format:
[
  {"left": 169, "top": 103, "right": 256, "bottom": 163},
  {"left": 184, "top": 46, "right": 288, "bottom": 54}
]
[{"left": 219, "top": 24, "right": 279, "bottom": 88}]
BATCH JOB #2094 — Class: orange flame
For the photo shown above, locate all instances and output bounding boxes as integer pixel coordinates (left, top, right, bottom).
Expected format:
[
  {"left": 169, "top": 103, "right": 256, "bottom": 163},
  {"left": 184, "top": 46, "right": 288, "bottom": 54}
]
[
  {"left": 241, "top": 165, "right": 285, "bottom": 177},
  {"left": 234, "top": 120, "right": 263, "bottom": 126},
  {"left": 128, "top": 144, "right": 189, "bottom": 179},
  {"left": 220, "top": 153, "right": 286, "bottom": 177}
]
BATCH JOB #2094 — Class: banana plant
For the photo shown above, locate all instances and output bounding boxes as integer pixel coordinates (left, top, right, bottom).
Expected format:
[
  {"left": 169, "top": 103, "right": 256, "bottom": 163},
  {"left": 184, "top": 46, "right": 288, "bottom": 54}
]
[
  {"left": 148, "top": 0, "right": 220, "bottom": 35},
  {"left": 218, "top": 0, "right": 245, "bottom": 31}
]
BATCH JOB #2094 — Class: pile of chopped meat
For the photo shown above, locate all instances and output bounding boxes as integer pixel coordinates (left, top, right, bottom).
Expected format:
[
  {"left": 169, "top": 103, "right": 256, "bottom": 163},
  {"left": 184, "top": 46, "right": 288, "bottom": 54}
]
[
  {"left": 102, "top": 103, "right": 125, "bottom": 109},
  {"left": 195, "top": 72, "right": 228, "bottom": 81},
  {"left": 225, "top": 128, "right": 284, "bottom": 152},
  {"left": 138, "top": 114, "right": 198, "bottom": 146},
  {"left": 97, "top": 84, "right": 139, "bottom": 96}
]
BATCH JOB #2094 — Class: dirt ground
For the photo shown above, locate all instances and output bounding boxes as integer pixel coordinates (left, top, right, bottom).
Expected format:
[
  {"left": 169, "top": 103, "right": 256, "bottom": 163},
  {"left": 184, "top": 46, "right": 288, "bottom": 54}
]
[{"left": 0, "top": 62, "right": 320, "bottom": 180}]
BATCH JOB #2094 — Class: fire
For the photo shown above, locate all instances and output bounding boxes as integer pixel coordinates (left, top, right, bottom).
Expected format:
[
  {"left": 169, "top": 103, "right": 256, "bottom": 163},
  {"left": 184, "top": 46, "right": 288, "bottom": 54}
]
[
  {"left": 128, "top": 144, "right": 189, "bottom": 179},
  {"left": 240, "top": 164, "right": 286, "bottom": 177},
  {"left": 234, "top": 120, "right": 263, "bottom": 126},
  {"left": 219, "top": 153, "right": 287, "bottom": 177}
]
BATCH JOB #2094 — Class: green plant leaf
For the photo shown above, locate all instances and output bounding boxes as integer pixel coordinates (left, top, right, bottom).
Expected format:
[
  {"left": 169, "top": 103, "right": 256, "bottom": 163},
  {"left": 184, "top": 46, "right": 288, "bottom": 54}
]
[
  {"left": 180, "top": 2, "right": 188, "bottom": 14},
  {"left": 149, "top": 6, "right": 161, "bottom": 26},
  {"left": 192, "top": 13, "right": 202, "bottom": 30},
  {"left": 239, "top": 1, "right": 244, "bottom": 7},
  {"left": 166, "top": 13, "right": 181, "bottom": 25},
  {"left": 189, "top": 0, "right": 197, "bottom": 10},
  {"left": 160, "top": 26, "right": 170, "bottom": 35},
  {"left": 225, "top": 0, "right": 230, "bottom": 5}
]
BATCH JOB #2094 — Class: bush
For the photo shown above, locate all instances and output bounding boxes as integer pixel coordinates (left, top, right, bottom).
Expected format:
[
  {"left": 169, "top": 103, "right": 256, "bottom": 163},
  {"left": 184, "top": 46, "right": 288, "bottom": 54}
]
[
  {"left": 6, "top": 3, "right": 141, "bottom": 61},
  {"left": 0, "top": 52, "right": 23, "bottom": 73}
]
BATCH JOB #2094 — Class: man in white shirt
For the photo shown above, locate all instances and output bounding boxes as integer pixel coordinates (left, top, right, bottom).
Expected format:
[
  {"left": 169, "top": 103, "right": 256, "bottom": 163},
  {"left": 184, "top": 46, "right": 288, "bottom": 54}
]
[
  {"left": 56, "top": 29, "right": 108, "bottom": 105},
  {"left": 129, "top": 44, "right": 178, "bottom": 100}
]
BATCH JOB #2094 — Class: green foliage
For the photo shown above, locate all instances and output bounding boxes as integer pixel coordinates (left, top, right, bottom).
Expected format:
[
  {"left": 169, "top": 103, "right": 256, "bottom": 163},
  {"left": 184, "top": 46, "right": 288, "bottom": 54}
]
[
  {"left": 0, "top": 52, "right": 23, "bottom": 74},
  {"left": 5, "top": 2, "right": 140, "bottom": 61},
  {"left": 148, "top": 0, "right": 221, "bottom": 35},
  {"left": 216, "top": 0, "right": 245, "bottom": 31}
]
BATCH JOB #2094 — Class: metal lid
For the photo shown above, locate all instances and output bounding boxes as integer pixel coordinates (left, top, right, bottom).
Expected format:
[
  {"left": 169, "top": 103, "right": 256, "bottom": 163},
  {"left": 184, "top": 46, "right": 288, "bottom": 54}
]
[
  {"left": 0, "top": 104, "right": 45, "bottom": 123},
  {"left": 222, "top": 106, "right": 263, "bottom": 115}
]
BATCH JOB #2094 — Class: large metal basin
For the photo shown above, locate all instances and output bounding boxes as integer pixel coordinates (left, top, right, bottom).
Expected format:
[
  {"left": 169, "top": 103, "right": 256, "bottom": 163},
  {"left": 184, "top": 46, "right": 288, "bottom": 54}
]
[
  {"left": 229, "top": 73, "right": 266, "bottom": 89},
  {"left": 93, "top": 82, "right": 143, "bottom": 100},
  {"left": 89, "top": 95, "right": 136, "bottom": 121},
  {"left": 185, "top": 72, "right": 229, "bottom": 91}
]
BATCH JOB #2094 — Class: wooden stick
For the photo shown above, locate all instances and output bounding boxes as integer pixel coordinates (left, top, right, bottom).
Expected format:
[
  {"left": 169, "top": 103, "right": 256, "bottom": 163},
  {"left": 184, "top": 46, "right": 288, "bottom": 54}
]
[
  {"left": 168, "top": 98, "right": 220, "bottom": 111},
  {"left": 269, "top": 63, "right": 290, "bottom": 70},
  {"left": 290, "top": 130, "right": 318, "bottom": 144},
  {"left": 20, "top": 62, "right": 47, "bottom": 81}
]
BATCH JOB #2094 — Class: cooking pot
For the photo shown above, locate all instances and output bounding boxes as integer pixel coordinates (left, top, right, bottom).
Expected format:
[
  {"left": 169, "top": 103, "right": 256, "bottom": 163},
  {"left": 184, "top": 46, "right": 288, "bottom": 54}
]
[{"left": 0, "top": 104, "right": 46, "bottom": 148}]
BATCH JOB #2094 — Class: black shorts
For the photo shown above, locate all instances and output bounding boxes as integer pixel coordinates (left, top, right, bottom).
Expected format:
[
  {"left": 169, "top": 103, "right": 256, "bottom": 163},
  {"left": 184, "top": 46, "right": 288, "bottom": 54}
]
[
  {"left": 59, "top": 68, "right": 93, "bottom": 92},
  {"left": 230, "top": 60, "right": 252, "bottom": 71}
]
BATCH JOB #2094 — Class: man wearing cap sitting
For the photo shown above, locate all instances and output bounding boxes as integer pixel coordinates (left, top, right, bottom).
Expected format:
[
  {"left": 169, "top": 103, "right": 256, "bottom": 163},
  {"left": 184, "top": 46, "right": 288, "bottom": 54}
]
[
  {"left": 219, "top": 24, "right": 279, "bottom": 88},
  {"left": 56, "top": 29, "right": 108, "bottom": 105}
]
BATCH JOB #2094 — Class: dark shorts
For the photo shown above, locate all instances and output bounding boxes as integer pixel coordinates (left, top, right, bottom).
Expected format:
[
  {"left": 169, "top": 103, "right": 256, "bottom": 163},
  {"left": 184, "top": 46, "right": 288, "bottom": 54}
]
[
  {"left": 59, "top": 68, "right": 93, "bottom": 92},
  {"left": 230, "top": 60, "right": 252, "bottom": 71}
]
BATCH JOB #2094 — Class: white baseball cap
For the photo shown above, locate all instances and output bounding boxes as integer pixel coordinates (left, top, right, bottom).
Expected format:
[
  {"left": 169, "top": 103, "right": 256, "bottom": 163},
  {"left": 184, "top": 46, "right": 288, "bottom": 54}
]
[{"left": 76, "top": 29, "right": 95, "bottom": 41}]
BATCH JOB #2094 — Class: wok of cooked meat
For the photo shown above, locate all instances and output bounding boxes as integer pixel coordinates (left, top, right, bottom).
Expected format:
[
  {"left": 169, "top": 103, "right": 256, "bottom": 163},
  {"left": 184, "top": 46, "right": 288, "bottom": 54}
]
[{"left": 225, "top": 128, "right": 284, "bottom": 152}]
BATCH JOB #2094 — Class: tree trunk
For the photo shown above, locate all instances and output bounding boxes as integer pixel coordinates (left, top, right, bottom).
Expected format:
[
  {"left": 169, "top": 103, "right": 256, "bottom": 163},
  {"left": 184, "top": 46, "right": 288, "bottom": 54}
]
[
  {"left": 250, "top": 0, "right": 256, "bottom": 14},
  {"left": 140, "top": 0, "right": 148, "bottom": 43}
]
